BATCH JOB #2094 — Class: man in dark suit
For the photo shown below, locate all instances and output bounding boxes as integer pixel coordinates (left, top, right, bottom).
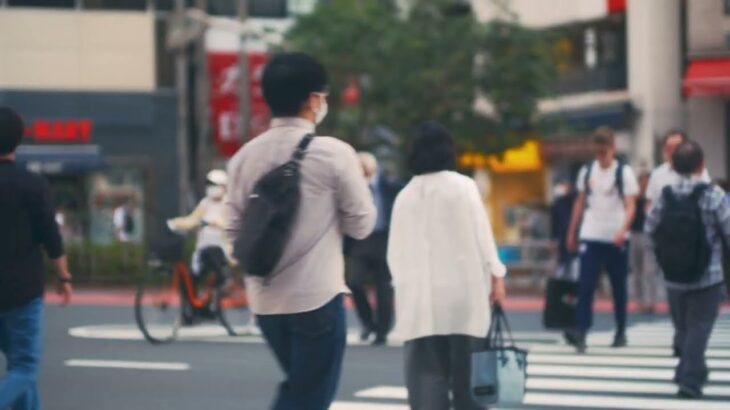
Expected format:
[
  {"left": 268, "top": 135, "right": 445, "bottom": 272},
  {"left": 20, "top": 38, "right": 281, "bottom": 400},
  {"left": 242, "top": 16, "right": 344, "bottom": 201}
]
[{"left": 347, "top": 152, "right": 402, "bottom": 345}]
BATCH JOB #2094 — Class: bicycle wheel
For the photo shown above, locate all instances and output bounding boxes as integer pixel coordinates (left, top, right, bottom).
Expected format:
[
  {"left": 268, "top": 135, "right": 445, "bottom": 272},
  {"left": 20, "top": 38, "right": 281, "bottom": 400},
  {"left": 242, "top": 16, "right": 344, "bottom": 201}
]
[
  {"left": 135, "top": 265, "right": 182, "bottom": 344},
  {"left": 218, "top": 277, "right": 255, "bottom": 336}
]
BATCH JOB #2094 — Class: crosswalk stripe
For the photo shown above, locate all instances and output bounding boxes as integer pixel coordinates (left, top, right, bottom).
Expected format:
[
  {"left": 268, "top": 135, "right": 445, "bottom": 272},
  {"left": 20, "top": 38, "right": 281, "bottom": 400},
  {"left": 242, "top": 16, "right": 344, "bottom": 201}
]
[
  {"left": 528, "top": 353, "right": 730, "bottom": 369},
  {"left": 65, "top": 359, "right": 189, "bottom": 371},
  {"left": 529, "top": 344, "right": 730, "bottom": 358},
  {"left": 527, "top": 364, "right": 730, "bottom": 382},
  {"left": 355, "top": 386, "right": 407, "bottom": 400},
  {"left": 522, "top": 392, "right": 729, "bottom": 410},
  {"left": 526, "top": 377, "right": 730, "bottom": 397},
  {"left": 330, "top": 402, "right": 409, "bottom": 410}
]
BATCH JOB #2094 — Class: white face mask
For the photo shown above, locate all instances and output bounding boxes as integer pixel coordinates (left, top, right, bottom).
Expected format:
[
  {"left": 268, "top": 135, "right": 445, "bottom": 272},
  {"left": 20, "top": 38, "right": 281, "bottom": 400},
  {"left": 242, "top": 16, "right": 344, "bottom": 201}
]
[
  {"left": 206, "top": 185, "right": 225, "bottom": 200},
  {"left": 314, "top": 94, "right": 328, "bottom": 125}
]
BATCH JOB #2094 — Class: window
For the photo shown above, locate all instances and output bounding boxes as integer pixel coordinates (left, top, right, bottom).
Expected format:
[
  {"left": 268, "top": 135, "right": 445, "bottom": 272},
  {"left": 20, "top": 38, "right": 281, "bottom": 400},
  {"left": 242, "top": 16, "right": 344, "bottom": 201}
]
[
  {"left": 250, "top": 0, "right": 286, "bottom": 18},
  {"left": 8, "top": 0, "right": 76, "bottom": 7},
  {"left": 208, "top": 0, "right": 236, "bottom": 16},
  {"left": 83, "top": 0, "right": 148, "bottom": 10},
  {"left": 725, "top": 0, "right": 730, "bottom": 15},
  {"left": 153, "top": 0, "right": 174, "bottom": 11},
  {"left": 155, "top": 17, "right": 176, "bottom": 88}
]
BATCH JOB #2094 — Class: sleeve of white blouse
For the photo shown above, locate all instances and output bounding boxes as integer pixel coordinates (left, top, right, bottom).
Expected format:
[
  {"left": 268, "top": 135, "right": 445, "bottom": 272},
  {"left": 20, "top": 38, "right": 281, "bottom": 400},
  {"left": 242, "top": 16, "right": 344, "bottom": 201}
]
[
  {"left": 386, "top": 193, "right": 406, "bottom": 283},
  {"left": 465, "top": 178, "right": 507, "bottom": 278}
]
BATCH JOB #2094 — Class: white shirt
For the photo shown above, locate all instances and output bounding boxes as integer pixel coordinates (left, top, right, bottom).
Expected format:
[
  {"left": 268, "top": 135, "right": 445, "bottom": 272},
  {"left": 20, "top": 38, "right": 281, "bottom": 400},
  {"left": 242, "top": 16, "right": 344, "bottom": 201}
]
[
  {"left": 646, "top": 162, "right": 711, "bottom": 204},
  {"left": 226, "top": 118, "right": 376, "bottom": 315},
  {"left": 113, "top": 206, "right": 130, "bottom": 242},
  {"left": 387, "top": 171, "right": 506, "bottom": 341},
  {"left": 576, "top": 161, "right": 639, "bottom": 243}
]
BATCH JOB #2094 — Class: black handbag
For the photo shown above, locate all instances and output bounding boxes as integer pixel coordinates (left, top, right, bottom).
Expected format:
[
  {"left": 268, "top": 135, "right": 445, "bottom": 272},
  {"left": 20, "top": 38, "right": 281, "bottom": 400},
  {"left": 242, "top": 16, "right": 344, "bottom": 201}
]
[
  {"left": 233, "top": 133, "right": 314, "bottom": 278},
  {"left": 543, "top": 257, "right": 579, "bottom": 330}
]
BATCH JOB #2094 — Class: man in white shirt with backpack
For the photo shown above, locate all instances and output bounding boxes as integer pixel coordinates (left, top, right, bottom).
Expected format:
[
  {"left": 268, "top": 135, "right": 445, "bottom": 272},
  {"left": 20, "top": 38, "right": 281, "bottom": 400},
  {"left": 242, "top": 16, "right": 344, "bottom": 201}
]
[{"left": 566, "top": 127, "right": 639, "bottom": 353}]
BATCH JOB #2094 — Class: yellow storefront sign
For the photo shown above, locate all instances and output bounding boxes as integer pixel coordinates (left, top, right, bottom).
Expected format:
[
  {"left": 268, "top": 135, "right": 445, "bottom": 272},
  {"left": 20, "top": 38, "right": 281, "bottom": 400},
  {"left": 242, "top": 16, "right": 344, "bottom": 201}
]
[{"left": 459, "top": 140, "right": 542, "bottom": 173}]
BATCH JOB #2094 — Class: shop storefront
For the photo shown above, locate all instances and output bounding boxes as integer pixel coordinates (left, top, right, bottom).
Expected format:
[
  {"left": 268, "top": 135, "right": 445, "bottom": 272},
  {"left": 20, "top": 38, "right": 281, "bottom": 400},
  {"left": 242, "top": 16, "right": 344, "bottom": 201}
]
[{"left": 0, "top": 90, "right": 179, "bottom": 245}]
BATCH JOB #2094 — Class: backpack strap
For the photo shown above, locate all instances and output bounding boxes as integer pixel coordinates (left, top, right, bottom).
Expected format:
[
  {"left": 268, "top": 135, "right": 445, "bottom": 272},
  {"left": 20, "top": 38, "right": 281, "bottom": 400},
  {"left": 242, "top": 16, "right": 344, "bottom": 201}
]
[
  {"left": 292, "top": 133, "right": 315, "bottom": 162},
  {"left": 690, "top": 183, "right": 710, "bottom": 202},
  {"left": 583, "top": 162, "right": 593, "bottom": 197},
  {"left": 615, "top": 160, "right": 625, "bottom": 200},
  {"left": 661, "top": 185, "right": 677, "bottom": 205}
]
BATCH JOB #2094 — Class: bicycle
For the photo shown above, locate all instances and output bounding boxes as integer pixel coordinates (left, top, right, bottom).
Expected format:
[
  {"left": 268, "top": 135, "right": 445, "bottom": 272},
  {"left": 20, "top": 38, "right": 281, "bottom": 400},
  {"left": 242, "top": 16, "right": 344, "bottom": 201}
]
[{"left": 134, "top": 235, "right": 252, "bottom": 344}]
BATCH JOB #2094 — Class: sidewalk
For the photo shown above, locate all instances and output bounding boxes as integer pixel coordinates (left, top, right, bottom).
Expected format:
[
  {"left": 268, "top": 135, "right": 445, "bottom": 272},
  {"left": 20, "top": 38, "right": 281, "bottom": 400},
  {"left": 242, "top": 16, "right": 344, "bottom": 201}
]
[{"left": 44, "top": 288, "right": 696, "bottom": 313}]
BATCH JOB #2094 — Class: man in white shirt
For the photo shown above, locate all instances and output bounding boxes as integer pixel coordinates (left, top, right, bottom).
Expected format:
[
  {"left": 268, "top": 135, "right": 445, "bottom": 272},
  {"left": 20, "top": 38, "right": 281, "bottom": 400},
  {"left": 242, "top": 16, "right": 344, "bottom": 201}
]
[
  {"left": 226, "top": 53, "right": 375, "bottom": 409},
  {"left": 567, "top": 127, "right": 639, "bottom": 353},
  {"left": 646, "top": 130, "right": 710, "bottom": 210}
]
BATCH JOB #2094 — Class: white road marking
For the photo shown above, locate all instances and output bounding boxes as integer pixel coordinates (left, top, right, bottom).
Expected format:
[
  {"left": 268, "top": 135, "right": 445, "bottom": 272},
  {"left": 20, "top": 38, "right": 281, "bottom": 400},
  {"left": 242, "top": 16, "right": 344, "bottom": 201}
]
[
  {"left": 355, "top": 386, "right": 407, "bottom": 400},
  {"left": 527, "top": 364, "right": 730, "bottom": 382},
  {"left": 330, "top": 402, "right": 409, "bottom": 410},
  {"left": 523, "top": 392, "right": 729, "bottom": 410},
  {"left": 65, "top": 359, "right": 189, "bottom": 371},
  {"left": 527, "top": 377, "right": 730, "bottom": 397},
  {"left": 528, "top": 353, "right": 730, "bottom": 369},
  {"left": 529, "top": 344, "right": 730, "bottom": 358}
]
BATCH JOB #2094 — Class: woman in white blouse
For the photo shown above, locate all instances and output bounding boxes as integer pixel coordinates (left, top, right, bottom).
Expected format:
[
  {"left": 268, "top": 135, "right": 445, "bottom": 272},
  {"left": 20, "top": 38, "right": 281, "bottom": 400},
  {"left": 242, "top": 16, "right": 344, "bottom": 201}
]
[{"left": 387, "top": 121, "right": 507, "bottom": 410}]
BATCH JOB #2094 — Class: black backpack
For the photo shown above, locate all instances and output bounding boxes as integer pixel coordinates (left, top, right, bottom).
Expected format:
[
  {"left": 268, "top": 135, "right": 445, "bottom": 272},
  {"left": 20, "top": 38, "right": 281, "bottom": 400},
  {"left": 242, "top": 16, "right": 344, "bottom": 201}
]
[
  {"left": 233, "top": 134, "right": 314, "bottom": 278},
  {"left": 652, "top": 184, "right": 712, "bottom": 284},
  {"left": 583, "top": 160, "right": 625, "bottom": 200}
]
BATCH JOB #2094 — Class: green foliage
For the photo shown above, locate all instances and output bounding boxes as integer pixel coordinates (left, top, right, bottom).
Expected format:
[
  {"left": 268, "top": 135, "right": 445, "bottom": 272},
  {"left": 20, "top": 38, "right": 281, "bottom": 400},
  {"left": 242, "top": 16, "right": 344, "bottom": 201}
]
[
  {"left": 45, "top": 240, "right": 196, "bottom": 285},
  {"left": 284, "top": 0, "right": 555, "bottom": 156}
]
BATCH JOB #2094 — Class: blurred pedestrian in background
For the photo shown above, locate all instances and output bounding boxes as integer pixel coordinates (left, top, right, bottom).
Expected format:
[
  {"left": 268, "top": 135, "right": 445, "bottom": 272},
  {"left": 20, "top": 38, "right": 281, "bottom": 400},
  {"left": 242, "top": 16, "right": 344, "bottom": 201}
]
[
  {"left": 0, "top": 107, "right": 73, "bottom": 410},
  {"left": 630, "top": 170, "right": 656, "bottom": 314},
  {"left": 566, "top": 127, "right": 639, "bottom": 353},
  {"left": 388, "top": 121, "right": 506, "bottom": 410},
  {"left": 225, "top": 53, "right": 375, "bottom": 410},
  {"left": 346, "top": 152, "right": 402, "bottom": 345},
  {"left": 645, "top": 141, "right": 729, "bottom": 399},
  {"left": 113, "top": 199, "right": 135, "bottom": 243},
  {"left": 550, "top": 178, "right": 578, "bottom": 272},
  {"left": 646, "top": 130, "right": 710, "bottom": 210}
]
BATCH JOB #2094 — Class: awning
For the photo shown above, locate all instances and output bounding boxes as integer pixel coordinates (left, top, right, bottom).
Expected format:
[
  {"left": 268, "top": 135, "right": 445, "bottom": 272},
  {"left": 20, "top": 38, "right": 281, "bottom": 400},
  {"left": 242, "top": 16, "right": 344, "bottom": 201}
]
[
  {"left": 683, "top": 58, "right": 730, "bottom": 97},
  {"left": 15, "top": 145, "right": 104, "bottom": 174}
]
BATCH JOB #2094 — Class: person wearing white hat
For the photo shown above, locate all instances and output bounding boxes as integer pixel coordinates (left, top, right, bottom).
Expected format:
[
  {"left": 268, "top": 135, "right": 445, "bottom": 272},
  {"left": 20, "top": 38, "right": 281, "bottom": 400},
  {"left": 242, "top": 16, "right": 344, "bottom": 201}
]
[{"left": 168, "top": 169, "right": 231, "bottom": 277}]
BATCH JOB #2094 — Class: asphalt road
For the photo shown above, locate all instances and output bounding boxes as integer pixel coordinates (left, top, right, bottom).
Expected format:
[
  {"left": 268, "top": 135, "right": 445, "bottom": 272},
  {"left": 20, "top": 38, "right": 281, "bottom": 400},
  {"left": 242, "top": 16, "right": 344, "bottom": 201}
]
[{"left": 5, "top": 303, "right": 729, "bottom": 410}]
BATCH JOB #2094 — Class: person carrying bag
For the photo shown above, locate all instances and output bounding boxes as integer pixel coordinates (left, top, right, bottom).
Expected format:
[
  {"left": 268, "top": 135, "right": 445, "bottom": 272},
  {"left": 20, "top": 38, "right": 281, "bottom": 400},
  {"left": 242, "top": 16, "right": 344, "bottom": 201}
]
[{"left": 471, "top": 303, "right": 528, "bottom": 407}]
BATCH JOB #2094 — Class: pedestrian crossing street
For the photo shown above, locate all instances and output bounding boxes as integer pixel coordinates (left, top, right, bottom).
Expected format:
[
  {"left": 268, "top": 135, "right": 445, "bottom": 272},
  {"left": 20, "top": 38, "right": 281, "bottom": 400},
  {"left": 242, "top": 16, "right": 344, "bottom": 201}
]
[{"left": 332, "top": 313, "right": 730, "bottom": 410}]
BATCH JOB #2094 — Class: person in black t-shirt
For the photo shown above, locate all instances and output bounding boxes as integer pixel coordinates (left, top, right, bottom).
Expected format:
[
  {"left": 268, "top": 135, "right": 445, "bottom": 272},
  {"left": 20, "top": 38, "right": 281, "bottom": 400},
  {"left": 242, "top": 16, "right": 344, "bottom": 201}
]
[
  {"left": 629, "top": 171, "right": 654, "bottom": 313},
  {"left": 0, "top": 107, "right": 72, "bottom": 410}
]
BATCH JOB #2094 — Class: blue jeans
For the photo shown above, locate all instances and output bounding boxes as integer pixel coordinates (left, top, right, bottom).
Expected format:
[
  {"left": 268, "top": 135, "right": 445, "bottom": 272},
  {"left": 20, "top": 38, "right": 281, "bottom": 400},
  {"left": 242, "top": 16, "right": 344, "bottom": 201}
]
[
  {"left": 577, "top": 241, "right": 629, "bottom": 334},
  {"left": 0, "top": 297, "right": 43, "bottom": 410},
  {"left": 257, "top": 294, "right": 346, "bottom": 410}
]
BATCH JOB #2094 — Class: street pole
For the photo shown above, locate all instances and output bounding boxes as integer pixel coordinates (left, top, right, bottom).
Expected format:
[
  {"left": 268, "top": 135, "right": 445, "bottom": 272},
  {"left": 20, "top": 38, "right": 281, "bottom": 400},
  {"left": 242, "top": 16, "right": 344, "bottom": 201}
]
[
  {"left": 174, "top": 0, "right": 192, "bottom": 212},
  {"left": 194, "top": 0, "right": 211, "bottom": 194},
  {"left": 238, "top": 0, "right": 251, "bottom": 143}
]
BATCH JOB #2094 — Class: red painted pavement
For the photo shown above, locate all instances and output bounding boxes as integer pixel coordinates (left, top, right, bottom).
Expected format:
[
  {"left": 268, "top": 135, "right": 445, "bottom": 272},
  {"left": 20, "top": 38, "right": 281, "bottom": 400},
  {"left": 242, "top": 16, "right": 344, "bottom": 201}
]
[{"left": 44, "top": 289, "right": 726, "bottom": 313}]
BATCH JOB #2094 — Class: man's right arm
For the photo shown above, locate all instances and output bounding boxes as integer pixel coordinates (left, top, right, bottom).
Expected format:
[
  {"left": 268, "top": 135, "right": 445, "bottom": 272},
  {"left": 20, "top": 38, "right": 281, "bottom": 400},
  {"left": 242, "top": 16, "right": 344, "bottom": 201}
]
[{"left": 335, "top": 145, "right": 376, "bottom": 239}]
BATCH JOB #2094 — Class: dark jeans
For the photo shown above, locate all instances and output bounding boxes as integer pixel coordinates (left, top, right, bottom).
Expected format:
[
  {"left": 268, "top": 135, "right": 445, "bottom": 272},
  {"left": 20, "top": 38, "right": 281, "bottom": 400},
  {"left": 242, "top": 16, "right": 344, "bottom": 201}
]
[
  {"left": 667, "top": 283, "right": 725, "bottom": 396},
  {"left": 257, "top": 294, "right": 346, "bottom": 410},
  {"left": 404, "top": 335, "right": 485, "bottom": 410},
  {"left": 0, "top": 297, "right": 43, "bottom": 410},
  {"left": 577, "top": 241, "right": 629, "bottom": 334},
  {"left": 347, "top": 253, "right": 393, "bottom": 339}
]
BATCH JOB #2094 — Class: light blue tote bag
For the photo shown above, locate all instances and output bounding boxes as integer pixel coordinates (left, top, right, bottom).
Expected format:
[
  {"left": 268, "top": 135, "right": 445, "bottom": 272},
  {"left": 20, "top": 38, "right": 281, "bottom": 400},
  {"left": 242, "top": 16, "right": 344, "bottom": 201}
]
[{"left": 470, "top": 303, "right": 528, "bottom": 406}]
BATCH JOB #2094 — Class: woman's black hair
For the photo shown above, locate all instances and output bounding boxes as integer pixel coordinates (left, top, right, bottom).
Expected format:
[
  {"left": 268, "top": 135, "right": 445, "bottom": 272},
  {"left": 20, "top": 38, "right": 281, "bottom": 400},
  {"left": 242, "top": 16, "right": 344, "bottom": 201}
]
[{"left": 408, "top": 121, "right": 457, "bottom": 175}]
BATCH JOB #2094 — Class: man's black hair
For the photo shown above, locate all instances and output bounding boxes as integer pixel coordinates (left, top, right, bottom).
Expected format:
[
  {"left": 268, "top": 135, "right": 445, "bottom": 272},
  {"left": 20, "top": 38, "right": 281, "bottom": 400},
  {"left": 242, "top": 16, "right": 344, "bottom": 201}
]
[
  {"left": 261, "top": 52, "right": 328, "bottom": 117},
  {"left": 672, "top": 141, "right": 704, "bottom": 176},
  {"left": 408, "top": 121, "right": 457, "bottom": 175},
  {"left": 0, "top": 107, "right": 24, "bottom": 155},
  {"left": 663, "top": 129, "right": 688, "bottom": 145}
]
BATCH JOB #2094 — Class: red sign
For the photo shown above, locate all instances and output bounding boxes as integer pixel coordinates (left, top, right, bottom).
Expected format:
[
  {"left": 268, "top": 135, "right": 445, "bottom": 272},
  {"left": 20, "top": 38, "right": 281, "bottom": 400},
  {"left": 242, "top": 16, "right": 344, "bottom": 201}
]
[
  {"left": 208, "top": 52, "right": 271, "bottom": 158},
  {"left": 24, "top": 119, "right": 93, "bottom": 143}
]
